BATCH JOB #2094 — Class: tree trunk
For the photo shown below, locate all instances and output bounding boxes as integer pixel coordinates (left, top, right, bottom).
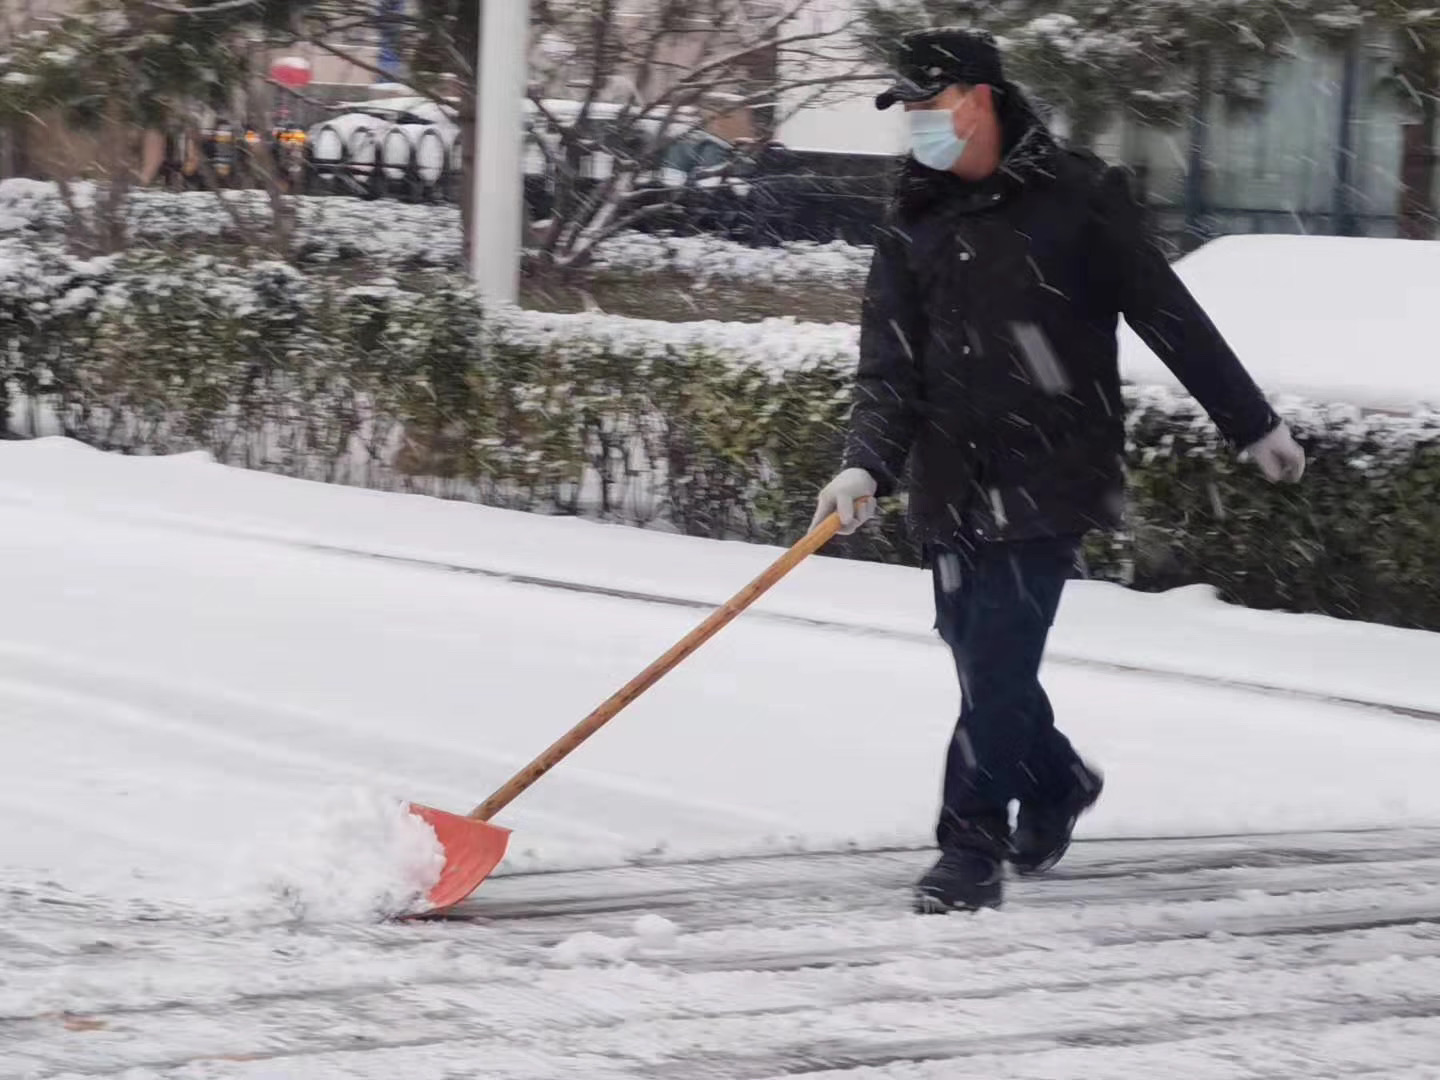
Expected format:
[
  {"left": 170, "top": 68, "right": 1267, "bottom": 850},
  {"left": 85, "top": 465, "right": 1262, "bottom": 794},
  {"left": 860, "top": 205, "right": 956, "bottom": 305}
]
[
  {"left": 1183, "top": 48, "right": 1213, "bottom": 252},
  {"left": 94, "top": 98, "right": 134, "bottom": 255},
  {"left": 0, "top": 119, "right": 18, "bottom": 179},
  {"left": 1332, "top": 33, "right": 1360, "bottom": 237},
  {"left": 1396, "top": 33, "right": 1438, "bottom": 241},
  {"left": 1066, "top": 103, "right": 1105, "bottom": 153},
  {"left": 457, "top": 2, "right": 480, "bottom": 269}
]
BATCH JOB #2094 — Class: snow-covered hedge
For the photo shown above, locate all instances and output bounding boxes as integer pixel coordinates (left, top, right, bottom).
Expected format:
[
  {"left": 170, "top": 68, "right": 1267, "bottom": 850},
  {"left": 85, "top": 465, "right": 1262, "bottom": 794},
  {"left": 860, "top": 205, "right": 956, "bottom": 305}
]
[
  {"left": 588, "top": 232, "right": 871, "bottom": 285},
  {"left": 4, "top": 242, "right": 1438, "bottom": 629},
  {"left": 0, "top": 180, "right": 466, "bottom": 267},
  {"left": 0, "top": 180, "right": 873, "bottom": 282}
]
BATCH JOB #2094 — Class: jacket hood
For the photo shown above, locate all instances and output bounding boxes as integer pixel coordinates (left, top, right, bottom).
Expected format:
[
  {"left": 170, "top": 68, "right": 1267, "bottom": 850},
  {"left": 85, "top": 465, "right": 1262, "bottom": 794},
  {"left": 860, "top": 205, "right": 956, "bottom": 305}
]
[{"left": 890, "top": 81, "right": 1059, "bottom": 221}]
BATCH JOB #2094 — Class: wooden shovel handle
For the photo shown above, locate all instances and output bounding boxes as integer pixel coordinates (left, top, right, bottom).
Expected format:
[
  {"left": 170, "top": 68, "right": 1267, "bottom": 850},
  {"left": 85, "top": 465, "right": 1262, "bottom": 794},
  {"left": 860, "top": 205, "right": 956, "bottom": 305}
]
[{"left": 467, "top": 502, "right": 864, "bottom": 821}]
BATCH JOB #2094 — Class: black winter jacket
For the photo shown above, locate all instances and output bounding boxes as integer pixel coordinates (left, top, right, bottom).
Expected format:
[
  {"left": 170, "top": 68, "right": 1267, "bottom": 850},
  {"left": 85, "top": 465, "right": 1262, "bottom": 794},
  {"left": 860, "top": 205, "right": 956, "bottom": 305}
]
[{"left": 841, "top": 89, "right": 1279, "bottom": 547}]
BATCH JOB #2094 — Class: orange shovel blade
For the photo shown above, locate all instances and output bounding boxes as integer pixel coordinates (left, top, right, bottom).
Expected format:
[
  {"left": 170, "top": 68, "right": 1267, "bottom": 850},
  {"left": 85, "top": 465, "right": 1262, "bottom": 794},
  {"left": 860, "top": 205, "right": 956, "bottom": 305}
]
[{"left": 409, "top": 803, "right": 512, "bottom": 912}]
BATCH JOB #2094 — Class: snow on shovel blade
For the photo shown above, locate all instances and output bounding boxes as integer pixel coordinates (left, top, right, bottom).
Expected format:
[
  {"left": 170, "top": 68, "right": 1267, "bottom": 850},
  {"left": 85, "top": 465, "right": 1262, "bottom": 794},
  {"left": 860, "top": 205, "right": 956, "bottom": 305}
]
[{"left": 408, "top": 804, "right": 511, "bottom": 912}]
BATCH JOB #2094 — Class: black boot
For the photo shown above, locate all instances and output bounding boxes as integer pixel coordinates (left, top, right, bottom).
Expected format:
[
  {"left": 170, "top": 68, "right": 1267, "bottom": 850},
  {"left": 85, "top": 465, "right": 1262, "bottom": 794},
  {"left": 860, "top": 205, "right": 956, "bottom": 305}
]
[
  {"left": 913, "top": 848, "right": 1004, "bottom": 913},
  {"left": 1012, "top": 763, "right": 1104, "bottom": 875}
]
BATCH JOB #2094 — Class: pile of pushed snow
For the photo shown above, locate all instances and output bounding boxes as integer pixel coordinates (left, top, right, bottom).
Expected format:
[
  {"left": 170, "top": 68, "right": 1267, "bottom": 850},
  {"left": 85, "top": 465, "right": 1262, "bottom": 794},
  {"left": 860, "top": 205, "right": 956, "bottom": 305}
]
[
  {"left": 225, "top": 788, "right": 445, "bottom": 924},
  {"left": 551, "top": 914, "right": 682, "bottom": 966}
]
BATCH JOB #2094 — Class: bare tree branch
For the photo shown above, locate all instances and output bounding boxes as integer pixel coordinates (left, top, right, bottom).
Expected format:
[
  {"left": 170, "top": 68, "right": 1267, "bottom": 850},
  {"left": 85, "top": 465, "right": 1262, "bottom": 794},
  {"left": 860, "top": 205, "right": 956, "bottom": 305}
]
[{"left": 293, "top": 0, "right": 873, "bottom": 269}]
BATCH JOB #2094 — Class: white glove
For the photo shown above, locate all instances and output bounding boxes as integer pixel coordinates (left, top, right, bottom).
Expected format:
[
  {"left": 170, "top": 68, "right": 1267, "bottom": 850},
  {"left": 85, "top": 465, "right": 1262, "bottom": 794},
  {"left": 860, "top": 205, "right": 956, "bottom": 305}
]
[
  {"left": 1244, "top": 423, "right": 1305, "bottom": 484},
  {"left": 810, "top": 467, "right": 878, "bottom": 535}
]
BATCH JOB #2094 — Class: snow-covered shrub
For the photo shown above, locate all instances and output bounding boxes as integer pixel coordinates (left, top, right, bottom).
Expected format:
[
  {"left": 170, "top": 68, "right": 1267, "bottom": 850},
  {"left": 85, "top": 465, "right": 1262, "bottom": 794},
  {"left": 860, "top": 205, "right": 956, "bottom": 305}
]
[
  {"left": 0, "top": 181, "right": 468, "bottom": 268},
  {"left": 0, "top": 237, "right": 116, "bottom": 434},
  {"left": 3, "top": 246, "right": 1438, "bottom": 629},
  {"left": 1121, "top": 386, "right": 1440, "bottom": 628},
  {"left": 589, "top": 233, "right": 872, "bottom": 286},
  {"left": 0, "top": 180, "right": 874, "bottom": 281}
]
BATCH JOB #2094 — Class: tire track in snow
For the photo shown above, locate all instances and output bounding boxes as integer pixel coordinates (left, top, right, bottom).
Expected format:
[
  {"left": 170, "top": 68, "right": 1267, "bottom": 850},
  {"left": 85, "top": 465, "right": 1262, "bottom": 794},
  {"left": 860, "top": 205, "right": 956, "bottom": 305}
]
[
  {"left": 9, "top": 834, "right": 1438, "bottom": 1010},
  {"left": 440, "top": 828, "right": 1440, "bottom": 950},
  {"left": 20, "top": 965, "right": 1440, "bottom": 1079},
  {"left": 456, "top": 835, "right": 1440, "bottom": 924},
  {"left": 656, "top": 1000, "right": 1440, "bottom": 1080},
  {"left": 11, "top": 917, "right": 1440, "bottom": 1078},
  {"left": 11, "top": 917, "right": 1440, "bottom": 1029},
  {"left": 447, "top": 859, "right": 1440, "bottom": 959},
  {"left": 7, "top": 834, "right": 1440, "bottom": 1079}
]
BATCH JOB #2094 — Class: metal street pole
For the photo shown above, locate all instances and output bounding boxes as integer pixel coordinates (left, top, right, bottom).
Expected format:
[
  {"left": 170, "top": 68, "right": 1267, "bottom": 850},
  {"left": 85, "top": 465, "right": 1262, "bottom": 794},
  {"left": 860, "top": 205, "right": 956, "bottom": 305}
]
[
  {"left": 471, "top": 0, "right": 528, "bottom": 304},
  {"left": 1332, "top": 33, "right": 1361, "bottom": 238}
]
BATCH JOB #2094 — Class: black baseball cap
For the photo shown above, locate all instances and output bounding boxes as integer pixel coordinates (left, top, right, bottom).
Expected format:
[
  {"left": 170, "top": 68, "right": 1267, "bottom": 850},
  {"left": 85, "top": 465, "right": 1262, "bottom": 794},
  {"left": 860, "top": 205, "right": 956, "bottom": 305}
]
[{"left": 875, "top": 28, "right": 1006, "bottom": 110}]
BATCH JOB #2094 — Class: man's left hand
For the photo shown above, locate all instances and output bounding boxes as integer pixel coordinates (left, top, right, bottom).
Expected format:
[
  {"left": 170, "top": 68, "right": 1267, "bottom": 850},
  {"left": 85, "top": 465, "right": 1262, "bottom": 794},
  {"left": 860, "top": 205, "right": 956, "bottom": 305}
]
[{"left": 1245, "top": 423, "right": 1305, "bottom": 484}]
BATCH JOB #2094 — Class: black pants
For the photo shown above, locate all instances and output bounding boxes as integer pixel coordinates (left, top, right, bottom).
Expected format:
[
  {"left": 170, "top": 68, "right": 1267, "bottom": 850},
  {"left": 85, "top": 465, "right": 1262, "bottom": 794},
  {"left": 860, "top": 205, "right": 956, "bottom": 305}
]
[{"left": 931, "top": 535, "right": 1087, "bottom": 855}]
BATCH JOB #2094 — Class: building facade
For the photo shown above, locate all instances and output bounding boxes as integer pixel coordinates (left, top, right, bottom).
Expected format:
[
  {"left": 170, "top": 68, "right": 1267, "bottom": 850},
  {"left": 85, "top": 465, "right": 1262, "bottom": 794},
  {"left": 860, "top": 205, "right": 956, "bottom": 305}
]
[
  {"left": 4, "top": 1, "right": 1433, "bottom": 245},
  {"left": 1091, "top": 30, "right": 1427, "bottom": 245}
]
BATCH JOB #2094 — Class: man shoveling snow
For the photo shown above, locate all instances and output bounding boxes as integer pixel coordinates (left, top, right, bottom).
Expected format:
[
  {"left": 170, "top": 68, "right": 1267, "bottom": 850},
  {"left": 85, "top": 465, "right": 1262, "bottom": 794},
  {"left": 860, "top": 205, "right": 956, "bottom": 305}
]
[{"left": 812, "top": 28, "right": 1306, "bottom": 915}]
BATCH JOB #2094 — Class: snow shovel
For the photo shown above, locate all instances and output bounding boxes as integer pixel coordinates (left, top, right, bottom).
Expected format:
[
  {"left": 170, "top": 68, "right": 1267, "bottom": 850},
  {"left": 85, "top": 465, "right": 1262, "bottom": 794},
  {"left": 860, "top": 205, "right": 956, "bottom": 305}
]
[{"left": 407, "top": 501, "right": 866, "bottom": 913}]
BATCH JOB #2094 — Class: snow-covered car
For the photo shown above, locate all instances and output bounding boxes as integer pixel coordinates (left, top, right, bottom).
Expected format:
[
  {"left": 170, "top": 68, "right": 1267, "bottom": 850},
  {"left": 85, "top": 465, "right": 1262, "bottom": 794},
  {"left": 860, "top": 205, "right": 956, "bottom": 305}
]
[{"left": 305, "top": 95, "right": 748, "bottom": 221}]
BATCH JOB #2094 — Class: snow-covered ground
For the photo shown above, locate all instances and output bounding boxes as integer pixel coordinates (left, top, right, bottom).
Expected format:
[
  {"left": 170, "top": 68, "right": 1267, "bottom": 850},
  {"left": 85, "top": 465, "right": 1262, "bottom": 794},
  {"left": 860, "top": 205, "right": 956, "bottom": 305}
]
[
  {"left": 14, "top": 829, "right": 1440, "bottom": 1078},
  {"left": 3, "top": 438, "right": 1440, "bottom": 1077},
  {"left": 1118, "top": 234, "right": 1440, "bottom": 411},
  {"left": 3, "top": 435, "right": 1440, "bottom": 900}
]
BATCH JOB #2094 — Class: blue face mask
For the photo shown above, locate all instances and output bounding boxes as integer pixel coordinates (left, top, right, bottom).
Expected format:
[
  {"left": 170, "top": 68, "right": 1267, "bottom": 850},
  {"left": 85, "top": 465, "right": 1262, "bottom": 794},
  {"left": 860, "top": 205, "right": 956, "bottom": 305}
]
[{"left": 907, "top": 107, "right": 967, "bottom": 172}]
